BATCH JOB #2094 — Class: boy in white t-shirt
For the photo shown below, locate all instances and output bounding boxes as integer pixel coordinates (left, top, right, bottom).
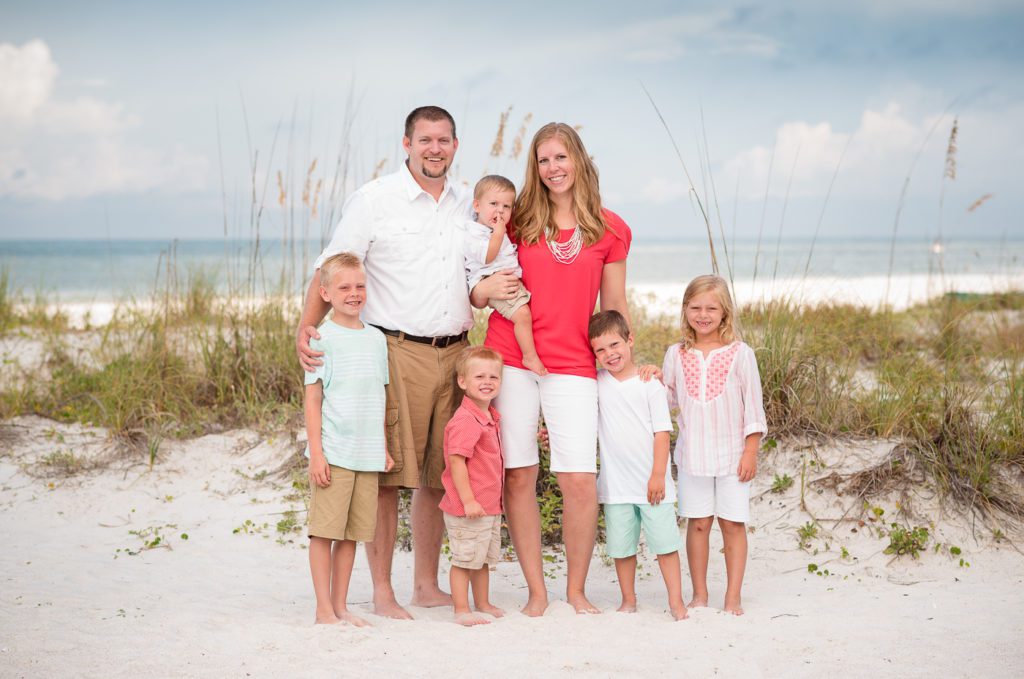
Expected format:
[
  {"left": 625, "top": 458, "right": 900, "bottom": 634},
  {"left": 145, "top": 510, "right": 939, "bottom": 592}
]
[
  {"left": 588, "top": 310, "right": 688, "bottom": 621},
  {"left": 304, "top": 252, "right": 394, "bottom": 627},
  {"left": 463, "top": 175, "right": 547, "bottom": 376}
]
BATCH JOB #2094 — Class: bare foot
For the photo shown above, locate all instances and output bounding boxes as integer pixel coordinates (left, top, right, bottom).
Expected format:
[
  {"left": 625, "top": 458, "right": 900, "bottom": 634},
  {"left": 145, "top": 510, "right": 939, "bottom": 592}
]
[
  {"left": 687, "top": 596, "right": 708, "bottom": 609},
  {"left": 410, "top": 587, "right": 453, "bottom": 608},
  {"left": 521, "top": 595, "right": 548, "bottom": 617},
  {"left": 455, "top": 612, "right": 491, "bottom": 626},
  {"left": 476, "top": 603, "right": 505, "bottom": 618},
  {"left": 617, "top": 601, "right": 637, "bottom": 613},
  {"left": 337, "top": 610, "right": 372, "bottom": 627},
  {"left": 523, "top": 354, "right": 548, "bottom": 376},
  {"left": 314, "top": 612, "right": 342, "bottom": 625},
  {"left": 373, "top": 597, "right": 414, "bottom": 620},
  {"left": 670, "top": 603, "right": 690, "bottom": 621},
  {"left": 724, "top": 600, "right": 744, "bottom": 616},
  {"left": 568, "top": 595, "right": 601, "bottom": 615}
]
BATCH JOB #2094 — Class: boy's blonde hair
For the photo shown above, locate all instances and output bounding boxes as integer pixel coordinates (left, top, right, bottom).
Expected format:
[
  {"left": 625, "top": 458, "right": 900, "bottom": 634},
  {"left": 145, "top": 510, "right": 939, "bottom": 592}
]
[
  {"left": 514, "top": 122, "right": 608, "bottom": 247},
  {"left": 319, "top": 252, "right": 363, "bottom": 287},
  {"left": 455, "top": 345, "right": 504, "bottom": 377},
  {"left": 474, "top": 175, "right": 516, "bottom": 201},
  {"left": 680, "top": 275, "right": 739, "bottom": 350},
  {"left": 587, "top": 310, "right": 631, "bottom": 343}
]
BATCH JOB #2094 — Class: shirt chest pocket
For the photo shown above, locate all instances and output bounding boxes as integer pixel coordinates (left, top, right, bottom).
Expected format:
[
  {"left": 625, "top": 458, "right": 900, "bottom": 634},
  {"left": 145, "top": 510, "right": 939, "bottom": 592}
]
[{"left": 373, "top": 218, "right": 428, "bottom": 261}]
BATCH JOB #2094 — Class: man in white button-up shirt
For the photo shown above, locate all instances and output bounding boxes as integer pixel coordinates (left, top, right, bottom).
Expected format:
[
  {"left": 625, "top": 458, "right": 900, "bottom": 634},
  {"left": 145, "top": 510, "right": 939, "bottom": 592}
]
[{"left": 297, "top": 106, "right": 518, "bottom": 620}]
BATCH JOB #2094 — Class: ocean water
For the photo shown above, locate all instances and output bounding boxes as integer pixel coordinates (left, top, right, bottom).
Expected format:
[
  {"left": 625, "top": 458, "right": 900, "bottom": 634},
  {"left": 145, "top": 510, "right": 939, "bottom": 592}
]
[{"left": 0, "top": 237, "right": 1021, "bottom": 306}]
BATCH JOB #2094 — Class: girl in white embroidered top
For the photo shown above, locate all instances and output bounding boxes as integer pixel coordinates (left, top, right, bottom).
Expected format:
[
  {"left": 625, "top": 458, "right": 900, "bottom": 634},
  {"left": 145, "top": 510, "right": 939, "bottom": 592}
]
[{"left": 661, "top": 275, "right": 767, "bottom": 616}]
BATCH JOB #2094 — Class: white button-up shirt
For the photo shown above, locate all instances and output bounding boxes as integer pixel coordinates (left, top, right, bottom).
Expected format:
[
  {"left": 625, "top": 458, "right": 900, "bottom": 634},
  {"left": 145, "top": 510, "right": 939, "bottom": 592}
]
[{"left": 314, "top": 162, "right": 474, "bottom": 337}]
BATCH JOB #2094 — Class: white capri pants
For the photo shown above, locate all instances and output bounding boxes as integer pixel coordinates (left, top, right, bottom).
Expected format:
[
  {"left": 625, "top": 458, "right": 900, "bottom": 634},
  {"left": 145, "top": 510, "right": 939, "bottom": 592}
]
[
  {"left": 494, "top": 366, "right": 598, "bottom": 473},
  {"left": 677, "top": 471, "right": 751, "bottom": 523}
]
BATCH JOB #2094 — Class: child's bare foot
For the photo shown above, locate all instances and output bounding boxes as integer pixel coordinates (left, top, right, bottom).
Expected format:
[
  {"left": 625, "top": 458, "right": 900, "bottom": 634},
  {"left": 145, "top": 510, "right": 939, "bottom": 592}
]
[
  {"left": 522, "top": 354, "right": 548, "bottom": 376},
  {"left": 617, "top": 600, "right": 637, "bottom": 613},
  {"left": 670, "top": 603, "right": 690, "bottom": 620},
  {"left": 687, "top": 596, "right": 708, "bottom": 609},
  {"left": 373, "top": 596, "right": 414, "bottom": 620},
  {"left": 521, "top": 595, "right": 548, "bottom": 617},
  {"left": 455, "top": 612, "right": 491, "bottom": 626},
  {"left": 476, "top": 603, "right": 505, "bottom": 618},
  {"left": 568, "top": 594, "right": 601, "bottom": 615},
  {"left": 337, "top": 610, "right": 372, "bottom": 627},
  {"left": 723, "top": 599, "right": 744, "bottom": 616},
  {"left": 410, "top": 586, "right": 453, "bottom": 608},
  {"left": 314, "top": 612, "right": 342, "bottom": 625}
]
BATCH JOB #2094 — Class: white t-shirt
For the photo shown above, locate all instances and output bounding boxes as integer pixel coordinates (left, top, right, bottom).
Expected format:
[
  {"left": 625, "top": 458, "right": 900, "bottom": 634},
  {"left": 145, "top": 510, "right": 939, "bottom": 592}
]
[
  {"left": 463, "top": 219, "right": 522, "bottom": 291},
  {"left": 596, "top": 370, "right": 675, "bottom": 505},
  {"left": 314, "top": 162, "right": 474, "bottom": 337}
]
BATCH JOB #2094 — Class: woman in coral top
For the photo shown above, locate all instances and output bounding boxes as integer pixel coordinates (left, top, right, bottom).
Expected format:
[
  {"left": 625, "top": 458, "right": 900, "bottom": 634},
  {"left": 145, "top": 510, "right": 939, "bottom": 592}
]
[{"left": 472, "top": 123, "right": 632, "bottom": 616}]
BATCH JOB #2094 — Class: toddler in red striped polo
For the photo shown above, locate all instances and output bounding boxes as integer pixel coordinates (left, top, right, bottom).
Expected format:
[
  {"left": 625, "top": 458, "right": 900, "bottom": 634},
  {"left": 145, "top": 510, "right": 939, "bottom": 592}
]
[{"left": 439, "top": 345, "right": 507, "bottom": 626}]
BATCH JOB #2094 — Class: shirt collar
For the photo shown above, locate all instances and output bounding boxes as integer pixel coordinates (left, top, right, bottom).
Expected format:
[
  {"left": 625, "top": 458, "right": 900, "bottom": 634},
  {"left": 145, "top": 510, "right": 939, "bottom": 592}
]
[
  {"left": 459, "top": 395, "right": 500, "bottom": 426},
  {"left": 399, "top": 160, "right": 455, "bottom": 203}
]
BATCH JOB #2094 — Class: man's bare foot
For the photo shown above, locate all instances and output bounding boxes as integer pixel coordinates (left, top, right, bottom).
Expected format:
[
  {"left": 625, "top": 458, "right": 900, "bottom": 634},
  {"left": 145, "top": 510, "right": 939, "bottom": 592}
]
[
  {"left": 617, "top": 601, "right": 637, "bottom": 613},
  {"left": 410, "top": 587, "right": 453, "bottom": 608},
  {"left": 337, "top": 610, "right": 372, "bottom": 627},
  {"left": 455, "top": 612, "right": 491, "bottom": 626},
  {"left": 687, "top": 596, "right": 708, "bottom": 609},
  {"left": 314, "top": 612, "right": 342, "bottom": 625},
  {"left": 568, "top": 595, "right": 601, "bottom": 615},
  {"left": 523, "top": 354, "right": 548, "bottom": 376},
  {"left": 373, "top": 597, "right": 414, "bottom": 620},
  {"left": 723, "top": 600, "right": 744, "bottom": 616},
  {"left": 670, "top": 603, "right": 690, "bottom": 620},
  {"left": 521, "top": 595, "right": 548, "bottom": 617},
  {"left": 476, "top": 603, "right": 505, "bottom": 618}
]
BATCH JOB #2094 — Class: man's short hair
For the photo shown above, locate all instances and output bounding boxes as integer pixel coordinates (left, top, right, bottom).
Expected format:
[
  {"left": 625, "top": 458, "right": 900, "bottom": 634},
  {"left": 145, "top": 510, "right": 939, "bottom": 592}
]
[
  {"left": 319, "top": 252, "right": 363, "bottom": 286},
  {"left": 404, "top": 106, "right": 457, "bottom": 140},
  {"left": 588, "top": 310, "right": 631, "bottom": 342},
  {"left": 455, "top": 345, "right": 504, "bottom": 377},
  {"left": 474, "top": 175, "right": 516, "bottom": 201}
]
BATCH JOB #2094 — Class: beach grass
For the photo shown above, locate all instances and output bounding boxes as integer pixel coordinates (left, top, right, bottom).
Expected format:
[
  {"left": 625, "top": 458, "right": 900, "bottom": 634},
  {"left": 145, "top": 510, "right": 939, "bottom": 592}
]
[{"left": 2, "top": 269, "right": 1020, "bottom": 536}]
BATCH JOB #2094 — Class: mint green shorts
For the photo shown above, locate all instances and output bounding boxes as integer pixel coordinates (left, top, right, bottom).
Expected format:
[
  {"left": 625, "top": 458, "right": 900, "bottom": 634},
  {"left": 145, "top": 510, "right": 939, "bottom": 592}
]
[{"left": 603, "top": 503, "right": 682, "bottom": 558}]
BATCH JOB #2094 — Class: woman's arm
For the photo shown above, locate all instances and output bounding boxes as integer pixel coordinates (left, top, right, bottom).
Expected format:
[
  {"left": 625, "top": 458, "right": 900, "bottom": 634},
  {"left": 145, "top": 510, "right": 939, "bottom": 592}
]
[{"left": 599, "top": 259, "right": 631, "bottom": 328}]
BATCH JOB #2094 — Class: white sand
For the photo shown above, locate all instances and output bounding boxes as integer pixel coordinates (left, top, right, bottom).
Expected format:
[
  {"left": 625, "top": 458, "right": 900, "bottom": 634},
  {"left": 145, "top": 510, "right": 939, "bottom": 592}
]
[{"left": 1, "top": 417, "right": 1022, "bottom": 678}]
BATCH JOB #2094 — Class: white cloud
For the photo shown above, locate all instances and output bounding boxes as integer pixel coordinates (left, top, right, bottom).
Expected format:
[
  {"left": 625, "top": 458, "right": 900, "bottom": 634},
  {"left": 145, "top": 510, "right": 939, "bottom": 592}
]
[
  {"left": 640, "top": 176, "right": 689, "bottom": 204},
  {"left": 0, "top": 39, "right": 207, "bottom": 200},
  {"left": 720, "top": 103, "right": 943, "bottom": 200}
]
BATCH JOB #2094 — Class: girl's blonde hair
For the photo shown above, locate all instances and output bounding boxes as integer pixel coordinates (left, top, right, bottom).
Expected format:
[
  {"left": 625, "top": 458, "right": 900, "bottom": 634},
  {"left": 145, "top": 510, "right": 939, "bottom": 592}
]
[
  {"left": 514, "top": 122, "right": 607, "bottom": 247},
  {"left": 679, "top": 275, "right": 739, "bottom": 350}
]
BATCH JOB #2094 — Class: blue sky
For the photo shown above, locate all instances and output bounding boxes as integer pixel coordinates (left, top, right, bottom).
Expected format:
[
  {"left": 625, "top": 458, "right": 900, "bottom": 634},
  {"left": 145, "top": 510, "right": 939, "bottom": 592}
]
[{"left": 1, "top": 0, "right": 1022, "bottom": 242}]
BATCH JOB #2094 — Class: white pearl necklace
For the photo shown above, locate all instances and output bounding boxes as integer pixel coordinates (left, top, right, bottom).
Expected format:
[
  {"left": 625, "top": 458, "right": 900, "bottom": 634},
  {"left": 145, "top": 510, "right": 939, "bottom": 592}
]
[{"left": 547, "top": 225, "right": 583, "bottom": 265}]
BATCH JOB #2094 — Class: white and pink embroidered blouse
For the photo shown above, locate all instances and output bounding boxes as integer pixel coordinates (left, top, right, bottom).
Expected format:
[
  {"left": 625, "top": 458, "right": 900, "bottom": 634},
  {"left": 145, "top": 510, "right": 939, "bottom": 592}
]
[{"left": 662, "top": 341, "right": 768, "bottom": 477}]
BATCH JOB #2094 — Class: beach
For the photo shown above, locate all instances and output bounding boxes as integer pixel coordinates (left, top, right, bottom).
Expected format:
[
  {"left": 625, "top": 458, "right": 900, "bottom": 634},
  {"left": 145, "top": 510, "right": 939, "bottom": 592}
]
[{"left": 2, "top": 415, "right": 1021, "bottom": 678}]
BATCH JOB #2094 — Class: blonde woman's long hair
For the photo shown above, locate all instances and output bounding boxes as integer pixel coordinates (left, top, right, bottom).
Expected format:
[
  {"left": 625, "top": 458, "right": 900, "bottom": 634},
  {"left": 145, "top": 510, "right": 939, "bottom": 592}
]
[
  {"left": 679, "top": 275, "right": 739, "bottom": 350},
  {"left": 514, "top": 122, "right": 607, "bottom": 247}
]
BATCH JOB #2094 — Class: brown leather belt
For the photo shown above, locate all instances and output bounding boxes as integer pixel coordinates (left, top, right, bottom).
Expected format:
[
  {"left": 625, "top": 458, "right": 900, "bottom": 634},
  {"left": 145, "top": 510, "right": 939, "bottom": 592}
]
[{"left": 373, "top": 326, "right": 468, "bottom": 348}]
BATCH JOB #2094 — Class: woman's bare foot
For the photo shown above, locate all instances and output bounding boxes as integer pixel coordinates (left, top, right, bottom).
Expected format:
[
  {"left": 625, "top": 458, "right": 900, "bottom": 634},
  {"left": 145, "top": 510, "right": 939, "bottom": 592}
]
[
  {"left": 373, "top": 596, "right": 414, "bottom": 620},
  {"left": 314, "top": 612, "right": 342, "bottom": 625},
  {"left": 476, "top": 603, "right": 505, "bottom": 618},
  {"left": 670, "top": 603, "right": 690, "bottom": 621},
  {"left": 568, "top": 594, "right": 601, "bottom": 614},
  {"left": 455, "top": 612, "right": 491, "bottom": 626},
  {"left": 522, "top": 354, "right": 548, "bottom": 376},
  {"left": 410, "top": 587, "right": 453, "bottom": 608},
  {"left": 521, "top": 595, "right": 548, "bottom": 617},
  {"left": 337, "top": 610, "right": 372, "bottom": 627},
  {"left": 617, "top": 597, "right": 637, "bottom": 613},
  {"left": 723, "top": 599, "right": 744, "bottom": 616},
  {"left": 687, "top": 596, "right": 708, "bottom": 609}
]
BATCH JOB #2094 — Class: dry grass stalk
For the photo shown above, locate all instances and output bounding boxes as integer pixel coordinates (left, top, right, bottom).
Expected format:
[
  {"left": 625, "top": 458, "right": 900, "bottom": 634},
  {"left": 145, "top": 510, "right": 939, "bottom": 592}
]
[
  {"left": 371, "top": 158, "right": 387, "bottom": 180},
  {"left": 276, "top": 170, "right": 286, "bottom": 207},
  {"left": 490, "top": 106, "right": 512, "bottom": 157},
  {"left": 944, "top": 117, "right": 958, "bottom": 181},
  {"left": 967, "top": 193, "right": 993, "bottom": 212},
  {"left": 509, "top": 112, "right": 533, "bottom": 160}
]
